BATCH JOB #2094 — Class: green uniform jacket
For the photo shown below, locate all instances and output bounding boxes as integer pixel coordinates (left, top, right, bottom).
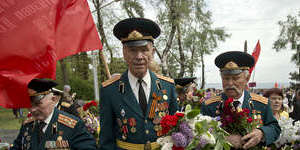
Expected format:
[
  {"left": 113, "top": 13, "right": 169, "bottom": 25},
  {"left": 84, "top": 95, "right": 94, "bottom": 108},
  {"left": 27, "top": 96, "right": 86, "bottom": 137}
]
[
  {"left": 11, "top": 108, "right": 97, "bottom": 150},
  {"left": 99, "top": 71, "right": 178, "bottom": 150},
  {"left": 201, "top": 90, "right": 281, "bottom": 146}
]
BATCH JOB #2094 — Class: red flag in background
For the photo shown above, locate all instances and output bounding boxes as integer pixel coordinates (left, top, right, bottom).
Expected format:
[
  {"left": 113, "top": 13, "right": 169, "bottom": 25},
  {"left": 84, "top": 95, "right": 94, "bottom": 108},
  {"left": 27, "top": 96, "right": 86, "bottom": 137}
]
[
  {"left": 249, "top": 40, "right": 261, "bottom": 75},
  {"left": 0, "top": 0, "right": 102, "bottom": 108}
]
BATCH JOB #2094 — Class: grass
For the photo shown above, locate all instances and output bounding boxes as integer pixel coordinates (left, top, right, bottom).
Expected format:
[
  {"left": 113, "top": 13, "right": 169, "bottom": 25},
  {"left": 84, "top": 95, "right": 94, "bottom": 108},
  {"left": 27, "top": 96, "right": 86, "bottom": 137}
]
[{"left": 0, "top": 107, "right": 29, "bottom": 130}]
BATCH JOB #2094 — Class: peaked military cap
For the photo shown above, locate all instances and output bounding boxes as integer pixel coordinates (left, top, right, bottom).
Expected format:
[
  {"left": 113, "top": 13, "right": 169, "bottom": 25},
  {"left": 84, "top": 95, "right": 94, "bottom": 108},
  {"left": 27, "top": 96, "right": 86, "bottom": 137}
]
[
  {"left": 215, "top": 51, "right": 255, "bottom": 75},
  {"left": 174, "top": 77, "right": 197, "bottom": 87},
  {"left": 28, "top": 78, "right": 58, "bottom": 102},
  {"left": 113, "top": 18, "right": 161, "bottom": 46}
]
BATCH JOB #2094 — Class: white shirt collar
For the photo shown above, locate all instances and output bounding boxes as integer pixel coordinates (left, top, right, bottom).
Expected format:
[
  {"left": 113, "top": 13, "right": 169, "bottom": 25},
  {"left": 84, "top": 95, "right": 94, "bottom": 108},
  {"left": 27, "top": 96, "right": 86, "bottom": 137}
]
[
  {"left": 42, "top": 109, "right": 54, "bottom": 132},
  {"left": 235, "top": 90, "right": 245, "bottom": 107},
  {"left": 128, "top": 69, "right": 151, "bottom": 102}
]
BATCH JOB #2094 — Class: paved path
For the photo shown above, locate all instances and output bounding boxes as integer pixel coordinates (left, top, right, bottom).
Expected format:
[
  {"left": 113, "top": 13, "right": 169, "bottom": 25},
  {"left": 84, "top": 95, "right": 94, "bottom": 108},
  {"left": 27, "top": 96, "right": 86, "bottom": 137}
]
[{"left": 0, "top": 129, "right": 19, "bottom": 144}]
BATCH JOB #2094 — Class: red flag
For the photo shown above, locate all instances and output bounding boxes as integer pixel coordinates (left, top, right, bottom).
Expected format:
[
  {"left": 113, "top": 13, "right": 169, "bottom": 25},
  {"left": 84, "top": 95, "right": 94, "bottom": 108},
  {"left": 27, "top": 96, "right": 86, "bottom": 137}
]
[
  {"left": 249, "top": 40, "right": 261, "bottom": 75},
  {"left": 0, "top": 0, "right": 102, "bottom": 108}
]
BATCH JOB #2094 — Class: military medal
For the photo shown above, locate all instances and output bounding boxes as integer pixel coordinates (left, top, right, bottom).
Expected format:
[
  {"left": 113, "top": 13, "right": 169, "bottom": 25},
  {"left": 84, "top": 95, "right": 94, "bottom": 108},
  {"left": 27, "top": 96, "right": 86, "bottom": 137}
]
[
  {"left": 121, "top": 109, "right": 125, "bottom": 117},
  {"left": 129, "top": 118, "right": 136, "bottom": 133},
  {"left": 163, "top": 95, "right": 168, "bottom": 100},
  {"left": 162, "top": 90, "right": 167, "bottom": 94},
  {"left": 57, "top": 136, "right": 63, "bottom": 141},
  {"left": 153, "top": 117, "right": 160, "bottom": 124},
  {"left": 123, "top": 119, "right": 128, "bottom": 124},
  {"left": 52, "top": 123, "right": 57, "bottom": 135}
]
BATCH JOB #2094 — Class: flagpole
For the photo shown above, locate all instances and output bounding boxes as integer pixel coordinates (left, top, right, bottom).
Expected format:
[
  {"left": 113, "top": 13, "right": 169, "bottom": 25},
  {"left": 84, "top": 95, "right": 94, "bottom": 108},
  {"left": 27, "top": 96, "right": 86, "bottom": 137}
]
[
  {"left": 92, "top": 51, "right": 100, "bottom": 101},
  {"left": 99, "top": 50, "right": 111, "bottom": 79}
]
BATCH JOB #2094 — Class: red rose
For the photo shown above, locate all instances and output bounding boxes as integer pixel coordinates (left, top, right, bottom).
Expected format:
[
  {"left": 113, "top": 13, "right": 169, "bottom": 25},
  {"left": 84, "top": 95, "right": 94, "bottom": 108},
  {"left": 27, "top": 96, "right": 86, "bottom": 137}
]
[
  {"left": 247, "top": 117, "right": 253, "bottom": 123},
  {"left": 160, "top": 115, "right": 179, "bottom": 135},
  {"left": 27, "top": 112, "right": 32, "bottom": 118},
  {"left": 224, "top": 97, "right": 234, "bottom": 108},
  {"left": 172, "top": 146, "right": 184, "bottom": 150},
  {"left": 175, "top": 113, "right": 184, "bottom": 118},
  {"left": 91, "top": 100, "right": 97, "bottom": 106}
]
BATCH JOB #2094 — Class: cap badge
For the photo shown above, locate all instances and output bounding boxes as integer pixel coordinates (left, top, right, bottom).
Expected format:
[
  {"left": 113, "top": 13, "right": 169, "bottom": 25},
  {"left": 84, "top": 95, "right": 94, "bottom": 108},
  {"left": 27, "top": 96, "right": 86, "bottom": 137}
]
[
  {"left": 224, "top": 61, "right": 239, "bottom": 70},
  {"left": 127, "top": 30, "right": 143, "bottom": 40}
]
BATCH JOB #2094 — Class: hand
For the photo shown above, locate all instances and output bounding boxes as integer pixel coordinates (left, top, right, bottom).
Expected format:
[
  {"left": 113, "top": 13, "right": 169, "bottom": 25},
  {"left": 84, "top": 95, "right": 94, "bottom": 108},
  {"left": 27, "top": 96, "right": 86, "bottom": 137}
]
[
  {"left": 225, "top": 134, "right": 243, "bottom": 148},
  {"left": 241, "top": 129, "right": 264, "bottom": 149}
]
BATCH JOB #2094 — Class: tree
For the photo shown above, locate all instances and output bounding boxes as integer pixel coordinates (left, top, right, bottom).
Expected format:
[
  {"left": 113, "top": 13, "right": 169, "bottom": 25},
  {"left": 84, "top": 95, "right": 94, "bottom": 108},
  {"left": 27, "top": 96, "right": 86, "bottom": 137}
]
[
  {"left": 273, "top": 11, "right": 300, "bottom": 88},
  {"left": 153, "top": 0, "right": 229, "bottom": 89}
]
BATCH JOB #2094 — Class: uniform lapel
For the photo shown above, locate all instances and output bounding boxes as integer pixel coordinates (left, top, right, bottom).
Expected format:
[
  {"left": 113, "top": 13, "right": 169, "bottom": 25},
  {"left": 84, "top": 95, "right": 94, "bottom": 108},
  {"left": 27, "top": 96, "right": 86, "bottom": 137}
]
[
  {"left": 120, "top": 71, "right": 144, "bottom": 118},
  {"left": 145, "top": 71, "right": 160, "bottom": 118},
  {"left": 44, "top": 108, "right": 58, "bottom": 140},
  {"left": 242, "top": 90, "right": 252, "bottom": 114}
]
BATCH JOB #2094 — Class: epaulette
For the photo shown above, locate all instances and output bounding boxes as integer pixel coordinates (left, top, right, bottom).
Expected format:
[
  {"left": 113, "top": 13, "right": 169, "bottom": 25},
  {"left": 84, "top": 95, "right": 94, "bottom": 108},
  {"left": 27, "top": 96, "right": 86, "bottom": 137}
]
[
  {"left": 61, "top": 102, "right": 71, "bottom": 108},
  {"left": 155, "top": 74, "right": 174, "bottom": 84},
  {"left": 58, "top": 114, "right": 77, "bottom": 128},
  {"left": 250, "top": 93, "right": 268, "bottom": 105},
  {"left": 205, "top": 96, "right": 222, "bottom": 105},
  {"left": 101, "top": 75, "right": 121, "bottom": 87},
  {"left": 23, "top": 117, "right": 35, "bottom": 125}
]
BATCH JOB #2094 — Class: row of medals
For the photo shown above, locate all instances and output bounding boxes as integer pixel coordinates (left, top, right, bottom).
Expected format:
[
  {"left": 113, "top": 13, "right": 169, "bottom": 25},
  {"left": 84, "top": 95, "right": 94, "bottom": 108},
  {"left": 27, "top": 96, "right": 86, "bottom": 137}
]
[{"left": 117, "top": 92, "right": 170, "bottom": 140}]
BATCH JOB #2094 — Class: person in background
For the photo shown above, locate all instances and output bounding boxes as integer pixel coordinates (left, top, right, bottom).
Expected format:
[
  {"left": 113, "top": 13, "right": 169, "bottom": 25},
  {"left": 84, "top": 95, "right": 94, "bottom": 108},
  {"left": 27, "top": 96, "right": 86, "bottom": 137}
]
[
  {"left": 12, "top": 108, "right": 23, "bottom": 118},
  {"left": 174, "top": 77, "right": 196, "bottom": 111},
  {"left": 264, "top": 88, "right": 289, "bottom": 120},
  {"left": 99, "top": 18, "right": 178, "bottom": 150},
  {"left": 289, "top": 89, "right": 300, "bottom": 122},
  {"left": 11, "top": 78, "right": 96, "bottom": 150}
]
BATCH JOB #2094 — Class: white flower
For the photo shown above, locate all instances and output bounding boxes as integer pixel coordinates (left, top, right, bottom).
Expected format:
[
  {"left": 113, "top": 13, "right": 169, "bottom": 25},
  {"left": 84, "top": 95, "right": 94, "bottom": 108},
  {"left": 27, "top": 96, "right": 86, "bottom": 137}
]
[
  {"left": 157, "top": 136, "right": 173, "bottom": 145},
  {"left": 202, "top": 131, "right": 216, "bottom": 145},
  {"left": 161, "top": 143, "right": 173, "bottom": 150},
  {"left": 275, "top": 118, "right": 300, "bottom": 147}
]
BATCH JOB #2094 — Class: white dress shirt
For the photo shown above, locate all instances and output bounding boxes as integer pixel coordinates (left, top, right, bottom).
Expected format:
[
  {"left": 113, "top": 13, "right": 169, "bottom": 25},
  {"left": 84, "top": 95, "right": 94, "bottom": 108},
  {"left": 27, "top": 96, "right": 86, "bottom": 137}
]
[
  {"left": 235, "top": 91, "right": 245, "bottom": 108},
  {"left": 128, "top": 69, "right": 151, "bottom": 103},
  {"left": 42, "top": 109, "right": 54, "bottom": 133}
]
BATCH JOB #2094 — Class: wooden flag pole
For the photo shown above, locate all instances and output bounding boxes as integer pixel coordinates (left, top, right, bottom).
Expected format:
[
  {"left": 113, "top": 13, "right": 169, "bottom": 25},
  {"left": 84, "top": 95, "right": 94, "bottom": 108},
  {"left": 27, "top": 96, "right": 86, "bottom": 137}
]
[{"left": 99, "top": 50, "right": 111, "bottom": 79}]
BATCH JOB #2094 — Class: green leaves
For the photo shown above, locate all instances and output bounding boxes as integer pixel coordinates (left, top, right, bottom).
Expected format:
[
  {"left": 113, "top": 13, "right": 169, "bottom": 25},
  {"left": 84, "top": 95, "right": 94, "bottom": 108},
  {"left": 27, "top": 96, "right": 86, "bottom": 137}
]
[{"left": 186, "top": 109, "right": 200, "bottom": 119}]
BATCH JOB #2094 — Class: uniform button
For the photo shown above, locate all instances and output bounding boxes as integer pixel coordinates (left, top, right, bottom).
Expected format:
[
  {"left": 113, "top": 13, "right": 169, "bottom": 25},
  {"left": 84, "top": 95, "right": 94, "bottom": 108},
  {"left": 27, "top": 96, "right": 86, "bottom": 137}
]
[
  {"left": 145, "top": 130, "right": 149, "bottom": 134},
  {"left": 145, "top": 120, "right": 148, "bottom": 123}
]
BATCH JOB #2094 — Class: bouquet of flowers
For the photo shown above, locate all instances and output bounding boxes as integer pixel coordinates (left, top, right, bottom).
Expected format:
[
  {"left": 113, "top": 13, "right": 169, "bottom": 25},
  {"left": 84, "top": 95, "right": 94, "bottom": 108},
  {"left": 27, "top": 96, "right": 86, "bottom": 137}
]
[
  {"left": 219, "top": 98, "right": 262, "bottom": 149},
  {"left": 271, "top": 117, "right": 300, "bottom": 149},
  {"left": 80, "top": 100, "right": 100, "bottom": 141},
  {"left": 157, "top": 105, "right": 230, "bottom": 150}
]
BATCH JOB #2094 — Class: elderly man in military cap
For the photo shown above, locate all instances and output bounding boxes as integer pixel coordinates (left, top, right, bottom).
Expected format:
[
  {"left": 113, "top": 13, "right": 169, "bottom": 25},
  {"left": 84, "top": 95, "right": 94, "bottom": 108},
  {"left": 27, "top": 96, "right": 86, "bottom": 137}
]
[
  {"left": 11, "top": 78, "right": 97, "bottom": 150},
  {"left": 99, "top": 18, "right": 178, "bottom": 150},
  {"left": 201, "top": 51, "right": 280, "bottom": 149}
]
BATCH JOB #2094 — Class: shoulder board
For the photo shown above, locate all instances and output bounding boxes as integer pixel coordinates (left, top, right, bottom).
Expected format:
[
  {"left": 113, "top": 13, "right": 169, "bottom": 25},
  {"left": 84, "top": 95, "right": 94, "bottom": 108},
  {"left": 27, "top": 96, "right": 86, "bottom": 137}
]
[
  {"left": 23, "top": 117, "right": 35, "bottom": 125},
  {"left": 155, "top": 74, "right": 174, "bottom": 83},
  {"left": 102, "top": 75, "right": 121, "bottom": 87},
  {"left": 205, "top": 96, "right": 222, "bottom": 105},
  {"left": 250, "top": 93, "right": 268, "bottom": 105},
  {"left": 61, "top": 102, "right": 71, "bottom": 108},
  {"left": 58, "top": 114, "right": 77, "bottom": 128}
]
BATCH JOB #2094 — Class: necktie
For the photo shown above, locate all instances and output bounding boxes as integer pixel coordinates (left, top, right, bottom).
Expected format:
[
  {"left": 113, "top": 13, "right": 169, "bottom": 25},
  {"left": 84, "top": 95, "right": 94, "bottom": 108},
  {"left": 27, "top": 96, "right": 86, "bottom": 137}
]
[
  {"left": 138, "top": 79, "right": 147, "bottom": 116},
  {"left": 233, "top": 100, "right": 241, "bottom": 109}
]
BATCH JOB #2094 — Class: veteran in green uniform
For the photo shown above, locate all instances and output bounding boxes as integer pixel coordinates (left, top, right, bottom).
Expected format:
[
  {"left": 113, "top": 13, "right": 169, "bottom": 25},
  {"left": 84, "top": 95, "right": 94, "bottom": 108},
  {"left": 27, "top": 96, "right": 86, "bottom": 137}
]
[
  {"left": 11, "top": 79, "right": 97, "bottom": 150},
  {"left": 201, "top": 51, "right": 280, "bottom": 149},
  {"left": 99, "top": 18, "right": 178, "bottom": 150}
]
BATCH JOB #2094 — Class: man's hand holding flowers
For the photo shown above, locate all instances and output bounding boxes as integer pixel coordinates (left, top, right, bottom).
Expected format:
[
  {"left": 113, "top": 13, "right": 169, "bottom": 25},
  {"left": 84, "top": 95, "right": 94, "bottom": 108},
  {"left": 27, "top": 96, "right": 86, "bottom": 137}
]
[{"left": 242, "top": 128, "right": 264, "bottom": 149}]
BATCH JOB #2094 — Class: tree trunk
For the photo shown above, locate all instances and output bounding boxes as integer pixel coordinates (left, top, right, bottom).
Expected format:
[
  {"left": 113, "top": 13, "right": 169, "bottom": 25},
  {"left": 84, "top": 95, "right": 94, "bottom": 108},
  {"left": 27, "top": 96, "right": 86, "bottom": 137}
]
[
  {"left": 200, "top": 52, "right": 205, "bottom": 89},
  {"left": 177, "top": 25, "right": 185, "bottom": 77},
  {"left": 93, "top": 0, "right": 114, "bottom": 63},
  {"left": 59, "top": 59, "right": 69, "bottom": 85},
  {"left": 159, "top": 0, "right": 177, "bottom": 76}
]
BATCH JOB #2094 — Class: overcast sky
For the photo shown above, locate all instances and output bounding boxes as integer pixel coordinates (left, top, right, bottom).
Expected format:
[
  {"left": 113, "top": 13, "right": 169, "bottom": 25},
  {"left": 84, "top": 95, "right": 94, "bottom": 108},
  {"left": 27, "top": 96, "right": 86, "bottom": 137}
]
[{"left": 144, "top": 0, "right": 299, "bottom": 84}]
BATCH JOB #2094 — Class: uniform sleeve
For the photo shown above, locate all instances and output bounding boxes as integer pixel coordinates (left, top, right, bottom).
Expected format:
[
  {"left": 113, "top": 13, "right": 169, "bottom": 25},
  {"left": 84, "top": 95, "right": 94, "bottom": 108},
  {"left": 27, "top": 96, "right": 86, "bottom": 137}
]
[
  {"left": 99, "top": 87, "right": 116, "bottom": 150},
  {"left": 259, "top": 100, "right": 281, "bottom": 146},
  {"left": 70, "top": 119, "right": 97, "bottom": 150},
  {"left": 168, "top": 84, "right": 179, "bottom": 115},
  {"left": 10, "top": 125, "right": 25, "bottom": 150}
]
